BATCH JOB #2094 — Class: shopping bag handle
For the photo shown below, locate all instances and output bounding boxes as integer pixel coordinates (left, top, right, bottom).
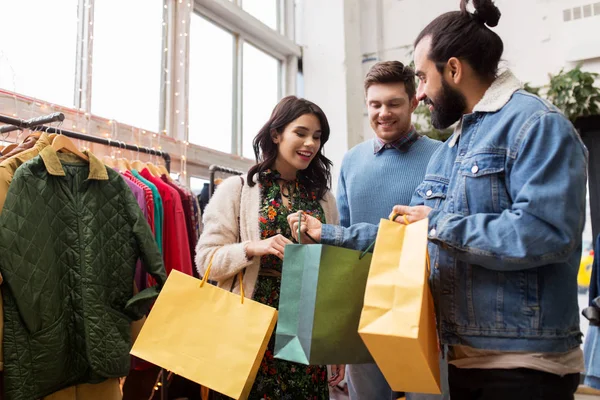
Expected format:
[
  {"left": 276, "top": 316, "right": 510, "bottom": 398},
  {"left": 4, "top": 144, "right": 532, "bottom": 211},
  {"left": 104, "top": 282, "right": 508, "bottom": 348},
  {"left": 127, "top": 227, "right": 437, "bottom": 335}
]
[
  {"left": 358, "top": 214, "right": 409, "bottom": 260},
  {"left": 200, "top": 253, "right": 245, "bottom": 304},
  {"left": 296, "top": 211, "right": 319, "bottom": 244}
]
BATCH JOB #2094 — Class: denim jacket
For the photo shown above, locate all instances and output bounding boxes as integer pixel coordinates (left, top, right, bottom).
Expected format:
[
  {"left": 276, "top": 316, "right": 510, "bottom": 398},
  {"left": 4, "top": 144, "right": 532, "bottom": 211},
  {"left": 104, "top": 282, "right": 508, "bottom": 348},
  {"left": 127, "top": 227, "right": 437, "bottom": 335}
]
[{"left": 412, "top": 71, "right": 588, "bottom": 353}]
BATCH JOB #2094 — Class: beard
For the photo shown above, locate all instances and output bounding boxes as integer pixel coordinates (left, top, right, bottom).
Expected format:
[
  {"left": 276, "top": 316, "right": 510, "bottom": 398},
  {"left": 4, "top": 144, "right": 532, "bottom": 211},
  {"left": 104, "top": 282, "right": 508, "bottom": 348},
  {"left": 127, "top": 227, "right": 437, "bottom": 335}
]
[{"left": 425, "top": 79, "right": 467, "bottom": 129}]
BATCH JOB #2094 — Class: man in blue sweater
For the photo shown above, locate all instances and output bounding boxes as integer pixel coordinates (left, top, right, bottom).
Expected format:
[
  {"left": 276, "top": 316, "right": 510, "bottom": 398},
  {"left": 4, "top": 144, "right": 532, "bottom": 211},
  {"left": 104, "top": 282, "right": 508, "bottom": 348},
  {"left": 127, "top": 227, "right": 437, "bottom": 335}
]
[{"left": 289, "top": 61, "right": 444, "bottom": 400}]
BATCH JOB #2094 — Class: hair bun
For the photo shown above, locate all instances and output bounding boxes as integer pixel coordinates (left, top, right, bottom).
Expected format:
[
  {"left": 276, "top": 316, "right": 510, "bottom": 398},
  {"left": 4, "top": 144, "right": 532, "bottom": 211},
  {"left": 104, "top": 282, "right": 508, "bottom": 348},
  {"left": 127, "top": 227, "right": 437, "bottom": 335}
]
[{"left": 473, "top": 0, "right": 501, "bottom": 27}]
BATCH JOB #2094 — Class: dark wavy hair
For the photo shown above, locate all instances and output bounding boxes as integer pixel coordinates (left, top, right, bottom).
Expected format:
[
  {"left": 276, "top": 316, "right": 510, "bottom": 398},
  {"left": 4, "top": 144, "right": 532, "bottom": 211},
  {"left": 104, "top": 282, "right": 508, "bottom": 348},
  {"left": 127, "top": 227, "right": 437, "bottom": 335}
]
[
  {"left": 247, "top": 96, "right": 332, "bottom": 200},
  {"left": 414, "top": 0, "right": 503, "bottom": 81}
]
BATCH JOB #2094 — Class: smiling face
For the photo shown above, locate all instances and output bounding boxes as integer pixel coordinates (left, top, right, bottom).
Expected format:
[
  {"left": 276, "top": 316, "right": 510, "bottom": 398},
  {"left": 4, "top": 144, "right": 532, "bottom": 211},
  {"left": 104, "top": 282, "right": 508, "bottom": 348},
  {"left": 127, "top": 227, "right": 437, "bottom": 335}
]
[
  {"left": 414, "top": 36, "right": 467, "bottom": 129},
  {"left": 272, "top": 113, "right": 322, "bottom": 178},
  {"left": 366, "top": 82, "right": 418, "bottom": 142}
]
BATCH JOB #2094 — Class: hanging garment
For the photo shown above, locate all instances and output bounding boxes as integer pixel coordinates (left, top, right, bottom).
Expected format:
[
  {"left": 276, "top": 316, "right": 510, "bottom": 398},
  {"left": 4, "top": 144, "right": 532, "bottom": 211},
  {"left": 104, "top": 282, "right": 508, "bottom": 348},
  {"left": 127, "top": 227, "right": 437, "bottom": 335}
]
[
  {"left": 141, "top": 169, "right": 192, "bottom": 276},
  {"left": 0, "top": 147, "right": 167, "bottom": 400},
  {"left": 122, "top": 172, "right": 155, "bottom": 234},
  {"left": 162, "top": 176, "right": 197, "bottom": 269},
  {"left": 41, "top": 378, "right": 122, "bottom": 400},
  {"left": 130, "top": 170, "right": 164, "bottom": 252},
  {"left": 0, "top": 132, "right": 42, "bottom": 163},
  {"left": 0, "top": 132, "right": 52, "bottom": 377}
]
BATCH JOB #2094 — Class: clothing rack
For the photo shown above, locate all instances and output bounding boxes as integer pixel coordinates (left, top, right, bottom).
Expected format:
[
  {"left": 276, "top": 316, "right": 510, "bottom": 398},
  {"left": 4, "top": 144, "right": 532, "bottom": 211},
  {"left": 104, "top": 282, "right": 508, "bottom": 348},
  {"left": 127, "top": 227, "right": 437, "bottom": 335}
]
[
  {"left": 0, "top": 113, "right": 171, "bottom": 171},
  {"left": 0, "top": 112, "right": 170, "bottom": 399},
  {"left": 0, "top": 112, "right": 65, "bottom": 134},
  {"left": 209, "top": 164, "right": 244, "bottom": 197}
]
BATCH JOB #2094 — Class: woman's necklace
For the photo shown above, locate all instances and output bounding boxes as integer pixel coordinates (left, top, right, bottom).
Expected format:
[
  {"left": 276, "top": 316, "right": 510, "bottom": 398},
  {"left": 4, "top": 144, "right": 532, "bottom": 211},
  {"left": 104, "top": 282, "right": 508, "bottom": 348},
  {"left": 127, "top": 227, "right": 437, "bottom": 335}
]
[{"left": 279, "top": 179, "right": 295, "bottom": 198}]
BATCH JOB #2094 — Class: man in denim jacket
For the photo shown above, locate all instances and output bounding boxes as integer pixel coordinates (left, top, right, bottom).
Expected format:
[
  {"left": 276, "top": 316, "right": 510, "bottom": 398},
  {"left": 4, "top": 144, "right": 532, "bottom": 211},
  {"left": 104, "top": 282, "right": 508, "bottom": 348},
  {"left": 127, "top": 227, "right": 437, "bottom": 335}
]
[
  {"left": 390, "top": 0, "right": 588, "bottom": 398},
  {"left": 293, "top": 0, "right": 588, "bottom": 398}
]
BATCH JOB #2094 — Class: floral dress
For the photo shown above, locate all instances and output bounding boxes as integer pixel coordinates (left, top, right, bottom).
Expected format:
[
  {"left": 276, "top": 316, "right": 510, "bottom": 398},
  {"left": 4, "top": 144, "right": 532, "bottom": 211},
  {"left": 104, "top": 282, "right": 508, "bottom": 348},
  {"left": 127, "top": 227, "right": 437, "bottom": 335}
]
[{"left": 214, "top": 169, "right": 329, "bottom": 400}]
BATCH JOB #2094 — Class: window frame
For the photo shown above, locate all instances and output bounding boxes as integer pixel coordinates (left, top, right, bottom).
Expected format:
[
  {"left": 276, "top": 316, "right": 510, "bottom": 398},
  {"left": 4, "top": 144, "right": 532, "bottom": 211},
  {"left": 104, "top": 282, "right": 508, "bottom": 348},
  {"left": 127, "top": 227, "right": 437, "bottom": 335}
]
[{"left": 192, "top": 0, "right": 299, "bottom": 157}]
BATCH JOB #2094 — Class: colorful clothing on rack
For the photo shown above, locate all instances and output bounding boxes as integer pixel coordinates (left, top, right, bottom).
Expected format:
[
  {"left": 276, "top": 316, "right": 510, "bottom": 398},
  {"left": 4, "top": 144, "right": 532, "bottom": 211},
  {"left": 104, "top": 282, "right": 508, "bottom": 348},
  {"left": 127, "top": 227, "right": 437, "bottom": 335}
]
[
  {"left": 124, "top": 170, "right": 155, "bottom": 235},
  {"left": 131, "top": 170, "right": 163, "bottom": 253},
  {"left": 141, "top": 169, "right": 192, "bottom": 277},
  {"left": 0, "top": 148, "right": 167, "bottom": 400}
]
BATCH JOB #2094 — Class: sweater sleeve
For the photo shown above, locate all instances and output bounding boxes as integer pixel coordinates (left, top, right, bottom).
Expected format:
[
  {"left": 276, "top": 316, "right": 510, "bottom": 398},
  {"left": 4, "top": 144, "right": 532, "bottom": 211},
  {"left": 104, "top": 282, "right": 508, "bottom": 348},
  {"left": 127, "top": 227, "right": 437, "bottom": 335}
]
[{"left": 195, "top": 176, "right": 254, "bottom": 282}]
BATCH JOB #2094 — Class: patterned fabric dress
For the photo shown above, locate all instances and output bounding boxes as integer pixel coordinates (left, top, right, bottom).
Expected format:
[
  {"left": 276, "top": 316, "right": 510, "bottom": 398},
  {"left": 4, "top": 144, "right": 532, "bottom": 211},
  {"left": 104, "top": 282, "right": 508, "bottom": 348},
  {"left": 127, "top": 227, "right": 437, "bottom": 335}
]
[{"left": 214, "top": 169, "right": 329, "bottom": 400}]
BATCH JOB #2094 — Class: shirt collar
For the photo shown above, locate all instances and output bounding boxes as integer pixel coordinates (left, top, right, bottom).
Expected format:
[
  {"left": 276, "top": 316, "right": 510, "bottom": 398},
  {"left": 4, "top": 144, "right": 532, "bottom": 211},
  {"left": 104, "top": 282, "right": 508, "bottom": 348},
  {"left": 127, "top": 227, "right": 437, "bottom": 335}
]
[
  {"left": 373, "top": 126, "right": 419, "bottom": 154},
  {"left": 448, "top": 69, "right": 522, "bottom": 148},
  {"left": 40, "top": 146, "right": 109, "bottom": 180}
]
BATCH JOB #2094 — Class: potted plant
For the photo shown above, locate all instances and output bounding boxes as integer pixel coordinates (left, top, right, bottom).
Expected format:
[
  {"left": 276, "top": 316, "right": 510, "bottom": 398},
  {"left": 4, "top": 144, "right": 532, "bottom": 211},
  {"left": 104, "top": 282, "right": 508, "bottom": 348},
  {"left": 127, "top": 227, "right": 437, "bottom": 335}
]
[{"left": 545, "top": 65, "right": 600, "bottom": 135}]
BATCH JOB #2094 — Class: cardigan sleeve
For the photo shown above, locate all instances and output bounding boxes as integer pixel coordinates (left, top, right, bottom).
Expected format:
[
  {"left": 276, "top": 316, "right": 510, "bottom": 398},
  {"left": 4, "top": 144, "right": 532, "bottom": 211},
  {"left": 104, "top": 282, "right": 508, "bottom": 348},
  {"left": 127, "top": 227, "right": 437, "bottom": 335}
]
[
  {"left": 322, "top": 190, "right": 340, "bottom": 226},
  {"left": 195, "top": 176, "right": 254, "bottom": 282}
]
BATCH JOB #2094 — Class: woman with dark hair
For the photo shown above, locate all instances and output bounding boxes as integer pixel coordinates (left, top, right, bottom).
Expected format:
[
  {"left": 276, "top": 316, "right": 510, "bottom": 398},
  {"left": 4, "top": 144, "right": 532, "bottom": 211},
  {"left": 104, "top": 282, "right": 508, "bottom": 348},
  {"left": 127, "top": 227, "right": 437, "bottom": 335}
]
[{"left": 195, "top": 96, "right": 343, "bottom": 399}]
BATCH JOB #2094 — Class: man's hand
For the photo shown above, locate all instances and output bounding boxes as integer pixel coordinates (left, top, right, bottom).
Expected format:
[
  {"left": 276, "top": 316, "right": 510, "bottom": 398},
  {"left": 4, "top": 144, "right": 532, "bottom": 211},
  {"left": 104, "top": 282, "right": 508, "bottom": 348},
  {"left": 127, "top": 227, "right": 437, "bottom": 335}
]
[
  {"left": 287, "top": 211, "right": 322, "bottom": 243},
  {"left": 390, "top": 205, "right": 432, "bottom": 224}
]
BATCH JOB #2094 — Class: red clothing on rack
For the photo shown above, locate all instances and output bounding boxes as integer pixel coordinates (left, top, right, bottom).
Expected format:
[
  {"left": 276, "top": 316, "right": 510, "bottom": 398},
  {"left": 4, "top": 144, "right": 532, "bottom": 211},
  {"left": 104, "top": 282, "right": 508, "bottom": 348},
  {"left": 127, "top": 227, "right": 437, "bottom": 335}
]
[
  {"left": 161, "top": 176, "right": 197, "bottom": 270},
  {"left": 141, "top": 169, "right": 192, "bottom": 277}
]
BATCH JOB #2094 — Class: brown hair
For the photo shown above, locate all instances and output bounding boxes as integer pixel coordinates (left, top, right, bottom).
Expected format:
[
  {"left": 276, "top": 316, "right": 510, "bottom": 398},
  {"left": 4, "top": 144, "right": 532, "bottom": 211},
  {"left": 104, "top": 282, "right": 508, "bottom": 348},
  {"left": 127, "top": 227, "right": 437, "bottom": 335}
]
[
  {"left": 414, "top": 0, "right": 503, "bottom": 81},
  {"left": 364, "top": 61, "right": 417, "bottom": 99},
  {"left": 247, "top": 96, "right": 332, "bottom": 200}
]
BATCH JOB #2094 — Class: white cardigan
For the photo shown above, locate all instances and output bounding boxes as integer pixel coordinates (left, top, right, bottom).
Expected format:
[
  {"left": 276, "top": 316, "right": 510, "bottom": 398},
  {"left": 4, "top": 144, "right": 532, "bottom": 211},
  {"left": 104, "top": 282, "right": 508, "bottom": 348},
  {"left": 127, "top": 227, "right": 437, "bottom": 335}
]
[{"left": 195, "top": 174, "right": 339, "bottom": 298}]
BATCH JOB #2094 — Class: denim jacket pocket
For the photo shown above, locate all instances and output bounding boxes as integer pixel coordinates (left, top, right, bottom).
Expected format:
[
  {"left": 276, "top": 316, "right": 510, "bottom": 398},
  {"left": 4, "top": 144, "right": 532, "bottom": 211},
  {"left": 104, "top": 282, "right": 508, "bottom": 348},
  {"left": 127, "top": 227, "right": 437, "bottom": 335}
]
[
  {"left": 415, "top": 179, "right": 448, "bottom": 210},
  {"left": 460, "top": 152, "right": 510, "bottom": 214}
]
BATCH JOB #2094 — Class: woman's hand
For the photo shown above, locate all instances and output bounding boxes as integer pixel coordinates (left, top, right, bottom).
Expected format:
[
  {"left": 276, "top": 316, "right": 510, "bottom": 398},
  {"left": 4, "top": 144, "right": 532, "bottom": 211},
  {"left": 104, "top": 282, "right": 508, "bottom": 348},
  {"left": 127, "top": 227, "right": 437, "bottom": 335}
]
[
  {"left": 245, "top": 235, "right": 293, "bottom": 260},
  {"left": 328, "top": 364, "right": 345, "bottom": 387}
]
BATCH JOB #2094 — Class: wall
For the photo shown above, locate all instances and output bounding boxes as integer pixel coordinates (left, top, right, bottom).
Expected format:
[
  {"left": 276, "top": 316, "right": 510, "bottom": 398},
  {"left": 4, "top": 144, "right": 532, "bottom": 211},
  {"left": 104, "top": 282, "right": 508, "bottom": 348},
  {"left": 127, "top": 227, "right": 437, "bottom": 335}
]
[
  {"left": 298, "top": 0, "right": 364, "bottom": 192},
  {"left": 359, "top": 0, "right": 600, "bottom": 129}
]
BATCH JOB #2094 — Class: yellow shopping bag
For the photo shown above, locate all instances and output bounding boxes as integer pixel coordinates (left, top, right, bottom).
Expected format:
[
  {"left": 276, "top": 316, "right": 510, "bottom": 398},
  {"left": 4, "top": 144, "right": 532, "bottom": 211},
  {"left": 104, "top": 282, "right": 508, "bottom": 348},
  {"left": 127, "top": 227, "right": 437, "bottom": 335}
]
[
  {"left": 130, "top": 259, "right": 278, "bottom": 400},
  {"left": 358, "top": 218, "right": 440, "bottom": 394}
]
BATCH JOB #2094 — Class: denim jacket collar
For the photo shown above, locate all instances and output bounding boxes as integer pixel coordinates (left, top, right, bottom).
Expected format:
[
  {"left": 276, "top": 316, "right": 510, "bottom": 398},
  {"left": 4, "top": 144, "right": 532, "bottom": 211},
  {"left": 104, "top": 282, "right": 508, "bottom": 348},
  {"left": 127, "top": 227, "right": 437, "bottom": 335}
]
[{"left": 448, "top": 70, "right": 522, "bottom": 148}]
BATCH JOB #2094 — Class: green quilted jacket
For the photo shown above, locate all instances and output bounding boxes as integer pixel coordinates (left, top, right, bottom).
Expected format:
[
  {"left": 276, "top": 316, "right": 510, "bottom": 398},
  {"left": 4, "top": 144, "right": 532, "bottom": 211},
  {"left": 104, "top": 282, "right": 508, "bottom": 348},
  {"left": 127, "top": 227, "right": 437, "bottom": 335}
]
[{"left": 0, "top": 147, "right": 167, "bottom": 400}]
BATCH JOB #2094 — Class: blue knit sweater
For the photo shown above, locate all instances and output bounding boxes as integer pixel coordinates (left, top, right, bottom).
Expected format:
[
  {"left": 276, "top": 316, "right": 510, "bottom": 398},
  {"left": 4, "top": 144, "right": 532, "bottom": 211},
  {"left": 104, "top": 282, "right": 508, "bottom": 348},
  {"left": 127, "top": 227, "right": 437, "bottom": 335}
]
[{"left": 321, "top": 135, "right": 441, "bottom": 251}]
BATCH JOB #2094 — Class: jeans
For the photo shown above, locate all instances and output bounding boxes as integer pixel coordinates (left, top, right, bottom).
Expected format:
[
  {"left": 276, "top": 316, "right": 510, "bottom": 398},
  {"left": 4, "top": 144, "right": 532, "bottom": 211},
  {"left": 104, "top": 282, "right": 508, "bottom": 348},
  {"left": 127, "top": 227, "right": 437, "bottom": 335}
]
[
  {"left": 448, "top": 365, "right": 579, "bottom": 400},
  {"left": 346, "top": 358, "right": 449, "bottom": 400}
]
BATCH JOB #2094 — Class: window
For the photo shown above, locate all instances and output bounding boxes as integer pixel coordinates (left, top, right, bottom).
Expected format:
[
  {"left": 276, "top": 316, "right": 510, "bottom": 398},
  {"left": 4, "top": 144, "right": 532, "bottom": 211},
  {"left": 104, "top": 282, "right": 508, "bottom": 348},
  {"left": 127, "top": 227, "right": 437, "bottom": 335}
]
[
  {"left": 91, "top": 0, "right": 163, "bottom": 131},
  {"left": 242, "top": 43, "right": 280, "bottom": 159},
  {"left": 595, "top": 2, "right": 600, "bottom": 15},
  {"left": 573, "top": 6, "right": 583, "bottom": 19},
  {"left": 584, "top": 4, "right": 593, "bottom": 17},
  {"left": 0, "top": 0, "right": 78, "bottom": 106},
  {"left": 242, "top": 0, "right": 279, "bottom": 31},
  {"left": 188, "top": 15, "right": 234, "bottom": 153},
  {"left": 563, "top": 8, "right": 572, "bottom": 21}
]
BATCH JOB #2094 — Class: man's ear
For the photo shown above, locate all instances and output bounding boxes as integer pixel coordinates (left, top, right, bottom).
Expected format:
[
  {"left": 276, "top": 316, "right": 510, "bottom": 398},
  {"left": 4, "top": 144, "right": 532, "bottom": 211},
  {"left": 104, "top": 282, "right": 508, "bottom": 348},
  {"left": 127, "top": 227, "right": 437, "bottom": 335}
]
[
  {"left": 447, "top": 57, "right": 463, "bottom": 85},
  {"left": 409, "top": 95, "right": 419, "bottom": 113}
]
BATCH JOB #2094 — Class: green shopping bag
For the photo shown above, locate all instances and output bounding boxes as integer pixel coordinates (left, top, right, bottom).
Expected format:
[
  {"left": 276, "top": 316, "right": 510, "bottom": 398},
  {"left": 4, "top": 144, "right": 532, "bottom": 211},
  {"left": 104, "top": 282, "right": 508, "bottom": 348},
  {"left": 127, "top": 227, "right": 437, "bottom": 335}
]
[{"left": 274, "top": 213, "right": 373, "bottom": 365}]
